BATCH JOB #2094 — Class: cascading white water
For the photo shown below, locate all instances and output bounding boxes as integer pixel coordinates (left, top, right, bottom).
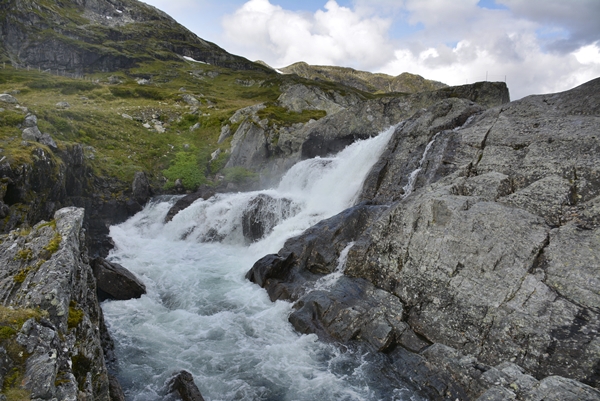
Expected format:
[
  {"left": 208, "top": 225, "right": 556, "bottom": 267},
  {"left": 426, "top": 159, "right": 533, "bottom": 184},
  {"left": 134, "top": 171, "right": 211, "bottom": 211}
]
[{"left": 102, "top": 124, "right": 426, "bottom": 401}]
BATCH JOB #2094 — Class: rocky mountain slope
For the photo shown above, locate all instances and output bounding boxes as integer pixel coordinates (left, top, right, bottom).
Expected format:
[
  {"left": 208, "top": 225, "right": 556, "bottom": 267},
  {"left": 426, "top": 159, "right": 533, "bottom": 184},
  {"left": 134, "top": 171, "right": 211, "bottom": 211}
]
[
  {"left": 0, "top": 0, "right": 263, "bottom": 72},
  {"left": 279, "top": 61, "right": 447, "bottom": 94},
  {"left": 247, "top": 78, "right": 600, "bottom": 400}
]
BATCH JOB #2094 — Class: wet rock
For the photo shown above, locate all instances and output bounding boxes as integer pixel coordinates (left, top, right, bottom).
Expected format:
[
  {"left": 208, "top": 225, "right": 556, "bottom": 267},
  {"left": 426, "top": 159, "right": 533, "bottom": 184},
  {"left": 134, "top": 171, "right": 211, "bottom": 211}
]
[
  {"left": 108, "top": 374, "right": 126, "bottom": 401},
  {"left": 132, "top": 171, "right": 151, "bottom": 205},
  {"left": 164, "top": 186, "right": 217, "bottom": 223},
  {"left": 246, "top": 203, "right": 387, "bottom": 301},
  {"left": 167, "top": 370, "right": 205, "bottom": 401},
  {"left": 92, "top": 257, "right": 146, "bottom": 301},
  {"left": 241, "top": 194, "right": 297, "bottom": 242},
  {"left": 289, "top": 276, "right": 407, "bottom": 352}
]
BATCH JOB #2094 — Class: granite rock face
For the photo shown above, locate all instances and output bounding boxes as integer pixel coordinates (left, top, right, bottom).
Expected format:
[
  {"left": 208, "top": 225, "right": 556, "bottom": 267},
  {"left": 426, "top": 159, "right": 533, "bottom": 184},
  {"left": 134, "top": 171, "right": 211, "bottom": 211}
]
[
  {"left": 248, "top": 78, "right": 600, "bottom": 399},
  {"left": 224, "top": 81, "right": 509, "bottom": 186},
  {"left": 0, "top": 207, "right": 114, "bottom": 400}
]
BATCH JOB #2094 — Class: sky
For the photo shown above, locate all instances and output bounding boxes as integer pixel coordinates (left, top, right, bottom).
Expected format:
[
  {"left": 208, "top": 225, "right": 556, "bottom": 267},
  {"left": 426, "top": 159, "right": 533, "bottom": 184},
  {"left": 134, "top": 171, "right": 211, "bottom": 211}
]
[{"left": 141, "top": 0, "right": 600, "bottom": 100}]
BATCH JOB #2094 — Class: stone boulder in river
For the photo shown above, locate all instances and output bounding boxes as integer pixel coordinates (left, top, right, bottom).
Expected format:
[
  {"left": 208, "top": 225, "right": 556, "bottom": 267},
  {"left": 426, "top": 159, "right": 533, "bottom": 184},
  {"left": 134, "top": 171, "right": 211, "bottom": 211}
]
[
  {"left": 92, "top": 257, "right": 147, "bottom": 302},
  {"left": 247, "top": 78, "right": 600, "bottom": 400}
]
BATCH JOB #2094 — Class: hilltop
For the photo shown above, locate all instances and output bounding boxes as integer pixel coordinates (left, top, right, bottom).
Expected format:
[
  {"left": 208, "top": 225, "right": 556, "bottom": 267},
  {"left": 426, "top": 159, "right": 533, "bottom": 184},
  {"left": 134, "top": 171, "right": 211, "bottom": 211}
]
[{"left": 278, "top": 61, "right": 447, "bottom": 94}]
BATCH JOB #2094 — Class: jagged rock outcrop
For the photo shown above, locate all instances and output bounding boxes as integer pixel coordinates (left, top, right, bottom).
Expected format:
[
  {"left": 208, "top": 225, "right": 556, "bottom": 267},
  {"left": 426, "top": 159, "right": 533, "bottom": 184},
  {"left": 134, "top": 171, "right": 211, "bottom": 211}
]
[
  {"left": 247, "top": 78, "right": 600, "bottom": 399},
  {"left": 0, "top": 0, "right": 266, "bottom": 73},
  {"left": 0, "top": 207, "right": 115, "bottom": 399}
]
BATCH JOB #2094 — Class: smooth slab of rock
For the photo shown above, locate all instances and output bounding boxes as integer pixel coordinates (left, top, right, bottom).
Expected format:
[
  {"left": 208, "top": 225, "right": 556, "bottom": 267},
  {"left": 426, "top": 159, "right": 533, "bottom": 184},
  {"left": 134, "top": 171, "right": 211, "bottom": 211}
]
[{"left": 92, "top": 257, "right": 146, "bottom": 301}]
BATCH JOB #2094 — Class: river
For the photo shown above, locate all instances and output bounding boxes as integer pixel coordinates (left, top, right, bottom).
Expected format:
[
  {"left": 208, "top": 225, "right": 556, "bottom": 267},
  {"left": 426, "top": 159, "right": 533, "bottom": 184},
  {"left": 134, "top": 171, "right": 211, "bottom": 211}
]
[{"left": 101, "top": 124, "right": 426, "bottom": 401}]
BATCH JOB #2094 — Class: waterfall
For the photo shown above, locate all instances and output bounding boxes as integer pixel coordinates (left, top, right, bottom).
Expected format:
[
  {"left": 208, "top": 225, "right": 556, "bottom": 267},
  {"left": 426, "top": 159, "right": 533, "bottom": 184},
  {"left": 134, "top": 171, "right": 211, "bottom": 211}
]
[
  {"left": 402, "top": 132, "right": 441, "bottom": 199},
  {"left": 101, "top": 124, "right": 425, "bottom": 401}
]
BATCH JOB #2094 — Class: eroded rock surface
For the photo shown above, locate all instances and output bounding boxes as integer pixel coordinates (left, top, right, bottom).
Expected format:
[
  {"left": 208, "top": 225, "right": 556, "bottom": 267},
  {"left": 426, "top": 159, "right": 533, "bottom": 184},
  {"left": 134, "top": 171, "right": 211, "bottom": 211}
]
[
  {"left": 0, "top": 207, "right": 115, "bottom": 400},
  {"left": 248, "top": 78, "right": 600, "bottom": 400}
]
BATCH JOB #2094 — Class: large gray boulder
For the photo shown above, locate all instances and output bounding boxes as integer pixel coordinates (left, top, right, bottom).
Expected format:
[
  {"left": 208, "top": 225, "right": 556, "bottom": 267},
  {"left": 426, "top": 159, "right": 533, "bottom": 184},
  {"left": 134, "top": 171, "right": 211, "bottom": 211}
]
[
  {"left": 92, "top": 257, "right": 146, "bottom": 301},
  {"left": 0, "top": 94, "right": 17, "bottom": 104}
]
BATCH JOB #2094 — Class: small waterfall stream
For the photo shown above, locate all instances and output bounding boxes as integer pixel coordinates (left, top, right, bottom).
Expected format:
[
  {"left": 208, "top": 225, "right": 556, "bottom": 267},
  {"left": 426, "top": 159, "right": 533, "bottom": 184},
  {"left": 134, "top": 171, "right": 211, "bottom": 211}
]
[{"left": 102, "top": 124, "right": 427, "bottom": 400}]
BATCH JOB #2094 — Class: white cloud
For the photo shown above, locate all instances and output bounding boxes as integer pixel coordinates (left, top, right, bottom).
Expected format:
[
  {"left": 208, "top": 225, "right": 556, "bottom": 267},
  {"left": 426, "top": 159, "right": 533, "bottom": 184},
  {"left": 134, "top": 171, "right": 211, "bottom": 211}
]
[
  {"left": 221, "top": 0, "right": 394, "bottom": 68},
  {"left": 221, "top": 0, "right": 600, "bottom": 99},
  {"left": 574, "top": 42, "right": 600, "bottom": 65}
]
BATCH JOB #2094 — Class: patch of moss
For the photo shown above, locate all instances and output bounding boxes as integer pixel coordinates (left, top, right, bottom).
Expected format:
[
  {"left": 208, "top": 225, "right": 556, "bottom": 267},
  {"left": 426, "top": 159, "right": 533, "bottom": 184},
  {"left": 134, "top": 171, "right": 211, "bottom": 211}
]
[
  {"left": 67, "top": 301, "right": 84, "bottom": 330},
  {"left": 37, "top": 219, "right": 57, "bottom": 230},
  {"left": 257, "top": 103, "right": 327, "bottom": 127},
  {"left": 0, "top": 110, "right": 25, "bottom": 127},
  {"left": 71, "top": 354, "right": 92, "bottom": 391},
  {"left": 43, "top": 233, "right": 62, "bottom": 255},
  {"left": 54, "top": 371, "right": 72, "bottom": 387},
  {"left": 0, "top": 306, "right": 44, "bottom": 399},
  {"left": 3, "top": 386, "right": 30, "bottom": 401},
  {"left": 0, "top": 326, "right": 17, "bottom": 340},
  {"left": 13, "top": 266, "right": 32, "bottom": 284},
  {"left": 14, "top": 248, "right": 32, "bottom": 262}
]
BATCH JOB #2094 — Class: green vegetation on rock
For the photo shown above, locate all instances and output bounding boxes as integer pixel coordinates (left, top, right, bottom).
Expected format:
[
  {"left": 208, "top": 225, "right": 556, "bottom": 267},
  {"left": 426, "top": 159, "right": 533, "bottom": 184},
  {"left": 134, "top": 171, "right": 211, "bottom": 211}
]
[
  {"left": 67, "top": 301, "right": 84, "bottom": 330},
  {"left": 0, "top": 306, "right": 45, "bottom": 400}
]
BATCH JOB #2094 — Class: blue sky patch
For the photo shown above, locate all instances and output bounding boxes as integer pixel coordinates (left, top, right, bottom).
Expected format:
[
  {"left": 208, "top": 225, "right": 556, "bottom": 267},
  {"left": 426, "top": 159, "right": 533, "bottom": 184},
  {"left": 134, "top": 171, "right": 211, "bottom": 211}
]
[{"left": 477, "top": 0, "right": 509, "bottom": 10}]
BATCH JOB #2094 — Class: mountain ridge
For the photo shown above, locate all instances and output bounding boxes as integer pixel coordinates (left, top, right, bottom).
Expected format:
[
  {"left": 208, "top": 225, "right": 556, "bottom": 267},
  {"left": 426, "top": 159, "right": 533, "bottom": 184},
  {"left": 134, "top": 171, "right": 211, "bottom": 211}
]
[{"left": 278, "top": 61, "right": 448, "bottom": 94}]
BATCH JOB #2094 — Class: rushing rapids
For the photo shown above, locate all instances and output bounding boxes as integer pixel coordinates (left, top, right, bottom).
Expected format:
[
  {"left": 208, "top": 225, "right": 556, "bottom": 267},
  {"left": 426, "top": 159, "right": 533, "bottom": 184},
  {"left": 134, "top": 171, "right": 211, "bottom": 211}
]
[{"left": 101, "top": 125, "right": 426, "bottom": 400}]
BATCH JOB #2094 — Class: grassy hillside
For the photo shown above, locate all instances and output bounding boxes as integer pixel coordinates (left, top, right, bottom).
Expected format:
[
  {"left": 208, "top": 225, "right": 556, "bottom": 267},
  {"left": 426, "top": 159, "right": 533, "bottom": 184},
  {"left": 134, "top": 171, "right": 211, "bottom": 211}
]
[
  {"left": 279, "top": 62, "right": 447, "bottom": 94},
  {"left": 0, "top": 59, "right": 360, "bottom": 191}
]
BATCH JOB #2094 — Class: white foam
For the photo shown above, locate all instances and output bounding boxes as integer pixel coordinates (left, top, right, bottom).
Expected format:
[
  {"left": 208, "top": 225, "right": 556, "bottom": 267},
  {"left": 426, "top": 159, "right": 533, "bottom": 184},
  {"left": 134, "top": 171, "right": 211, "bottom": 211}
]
[{"left": 103, "top": 124, "right": 419, "bottom": 400}]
